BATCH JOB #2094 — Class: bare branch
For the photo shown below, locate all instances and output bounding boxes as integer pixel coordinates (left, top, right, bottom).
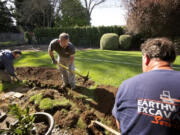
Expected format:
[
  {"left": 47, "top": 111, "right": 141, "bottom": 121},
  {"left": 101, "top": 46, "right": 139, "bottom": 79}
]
[{"left": 82, "top": 0, "right": 106, "bottom": 16}]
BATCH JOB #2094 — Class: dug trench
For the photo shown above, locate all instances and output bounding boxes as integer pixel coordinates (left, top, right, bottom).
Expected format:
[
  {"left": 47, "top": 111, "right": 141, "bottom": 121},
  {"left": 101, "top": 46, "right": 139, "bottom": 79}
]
[{"left": 0, "top": 67, "right": 119, "bottom": 135}]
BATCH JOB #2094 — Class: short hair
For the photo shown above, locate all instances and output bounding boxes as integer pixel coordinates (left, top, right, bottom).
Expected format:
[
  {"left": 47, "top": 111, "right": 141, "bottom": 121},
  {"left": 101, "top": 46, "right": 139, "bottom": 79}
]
[
  {"left": 12, "top": 50, "right": 22, "bottom": 55},
  {"left": 59, "top": 33, "right": 69, "bottom": 40},
  {"left": 141, "top": 37, "right": 176, "bottom": 63}
]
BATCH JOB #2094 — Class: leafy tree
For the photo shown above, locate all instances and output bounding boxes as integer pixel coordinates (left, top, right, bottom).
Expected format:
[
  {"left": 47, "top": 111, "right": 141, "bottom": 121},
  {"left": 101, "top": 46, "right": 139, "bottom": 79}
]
[
  {"left": 124, "top": 0, "right": 180, "bottom": 38},
  {"left": 14, "top": 0, "right": 55, "bottom": 30},
  {"left": 0, "top": 0, "right": 13, "bottom": 32},
  {"left": 56, "top": 0, "right": 89, "bottom": 27}
]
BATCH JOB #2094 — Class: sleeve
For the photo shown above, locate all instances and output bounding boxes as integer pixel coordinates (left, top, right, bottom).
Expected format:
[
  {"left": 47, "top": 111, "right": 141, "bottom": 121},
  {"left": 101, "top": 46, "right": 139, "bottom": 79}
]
[
  {"left": 48, "top": 39, "right": 56, "bottom": 52},
  {"left": 69, "top": 44, "right": 75, "bottom": 55},
  {"left": 112, "top": 84, "right": 124, "bottom": 121},
  {"left": 4, "top": 59, "right": 15, "bottom": 76}
]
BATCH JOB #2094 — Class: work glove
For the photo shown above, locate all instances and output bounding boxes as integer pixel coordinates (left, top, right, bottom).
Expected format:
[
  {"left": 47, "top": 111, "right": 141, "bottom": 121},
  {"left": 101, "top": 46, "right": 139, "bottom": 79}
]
[{"left": 51, "top": 58, "right": 57, "bottom": 64}]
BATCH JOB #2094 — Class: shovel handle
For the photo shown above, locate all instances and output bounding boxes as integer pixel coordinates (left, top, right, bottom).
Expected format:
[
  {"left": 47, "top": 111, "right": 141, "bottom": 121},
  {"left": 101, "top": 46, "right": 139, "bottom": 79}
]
[
  {"left": 92, "top": 121, "right": 121, "bottom": 135},
  {"left": 57, "top": 63, "right": 85, "bottom": 78}
]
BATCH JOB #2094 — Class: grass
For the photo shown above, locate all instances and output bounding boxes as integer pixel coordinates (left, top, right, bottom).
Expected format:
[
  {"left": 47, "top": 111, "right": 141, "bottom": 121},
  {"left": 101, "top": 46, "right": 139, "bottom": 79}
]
[
  {"left": 14, "top": 49, "right": 180, "bottom": 87},
  {"left": 0, "top": 82, "right": 23, "bottom": 92},
  {"left": 0, "top": 41, "right": 24, "bottom": 46},
  {"left": 1, "top": 49, "right": 180, "bottom": 92},
  {"left": 14, "top": 50, "right": 142, "bottom": 87},
  {"left": 39, "top": 98, "right": 62, "bottom": 110},
  {"left": 77, "top": 117, "right": 86, "bottom": 129},
  {"left": 29, "top": 93, "right": 72, "bottom": 110},
  {"left": 29, "top": 93, "right": 43, "bottom": 104}
]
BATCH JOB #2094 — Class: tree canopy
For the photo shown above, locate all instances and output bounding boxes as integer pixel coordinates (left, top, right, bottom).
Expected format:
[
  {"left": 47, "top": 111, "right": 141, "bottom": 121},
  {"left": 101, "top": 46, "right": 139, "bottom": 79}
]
[
  {"left": 14, "top": 0, "right": 55, "bottom": 30},
  {"left": 56, "top": 0, "right": 89, "bottom": 27},
  {"left": 0, "top": 0, "right": 13, "bottom": 32},
  {"left": 125, "top": 0, "right": 180, "bottom": 38}
]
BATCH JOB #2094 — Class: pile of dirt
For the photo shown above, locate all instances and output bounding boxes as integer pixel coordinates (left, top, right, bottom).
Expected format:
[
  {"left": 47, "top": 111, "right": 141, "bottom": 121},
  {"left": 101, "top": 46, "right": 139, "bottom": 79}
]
[
  {"left": 16, "top": 67, "right": 118, "bottom": 114},
  {"left": 16, "top": 67, "right": 95, "bottom": 89},
  {"left": 1, "top": 67, "right": 119, "bottom": 134},
  {"left": 94, "top": 85, "right": 117, "bottom": 115}
]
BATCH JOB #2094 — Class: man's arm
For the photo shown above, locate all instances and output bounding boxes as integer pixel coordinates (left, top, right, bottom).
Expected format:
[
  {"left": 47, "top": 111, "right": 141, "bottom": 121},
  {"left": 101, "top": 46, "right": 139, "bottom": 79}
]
[
  {"left": 4, "top": 59, "right": 15, "bottom": 77},
  {"left": 69, "top": 54, "right": 74, "bottom": 65},
  {"left": 48, "top": 50, "right": 57, "bottom": 64},
  {"left": 112, "top": 84, "right": 125, "bottom": 131}
]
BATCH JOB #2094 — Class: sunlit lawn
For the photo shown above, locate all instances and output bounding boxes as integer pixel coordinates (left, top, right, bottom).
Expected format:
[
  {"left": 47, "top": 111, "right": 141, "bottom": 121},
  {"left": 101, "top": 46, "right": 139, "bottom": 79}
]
[{"left": 13, "top": 49, "right": 180, "bottom": 87}]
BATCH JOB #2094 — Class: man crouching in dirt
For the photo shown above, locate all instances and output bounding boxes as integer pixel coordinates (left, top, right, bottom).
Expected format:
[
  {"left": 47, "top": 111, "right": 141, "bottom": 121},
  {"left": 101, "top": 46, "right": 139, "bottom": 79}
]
[
  {"left": 0, "top": 49, "right": 22, "bottom": 83},
  {"left": 48, "top": 33, "right": 76, "bottom": 89}
]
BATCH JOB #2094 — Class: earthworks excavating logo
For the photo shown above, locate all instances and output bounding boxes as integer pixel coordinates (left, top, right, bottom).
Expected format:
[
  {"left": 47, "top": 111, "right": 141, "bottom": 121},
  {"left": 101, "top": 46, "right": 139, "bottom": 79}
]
[
  {"left": 137, "top": 91, "right": 180, "bottom": 129},
  {"left": 160, "top": 91, "right": 180, "bottom": 104}
]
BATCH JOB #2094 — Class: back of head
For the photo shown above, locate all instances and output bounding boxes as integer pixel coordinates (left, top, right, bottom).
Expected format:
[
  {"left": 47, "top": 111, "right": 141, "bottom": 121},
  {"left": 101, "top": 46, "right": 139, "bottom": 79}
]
[
  {"left": 12, "top": 50, "right": 22, "bottom": 56},
  {"left": 59, "top": 33, "right": 69, "bottom": 40},
  {"left": 141, "top": 37, "right": 176, "bottom": 63}
]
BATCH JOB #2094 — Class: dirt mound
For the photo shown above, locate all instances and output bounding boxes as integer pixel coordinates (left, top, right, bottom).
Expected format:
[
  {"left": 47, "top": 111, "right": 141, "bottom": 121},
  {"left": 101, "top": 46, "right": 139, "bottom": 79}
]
[
  {"left": 16, "top": 67, "right": 95, "bottom": 88},
  {"left": 16, "top": 67, "right": 63, "bottom": 87},
  {"left": 16, "top": 67, "right": 117, "bottom": 115},
  {"left": 12, "top": 67, "right": 119, "bottom": 134},
  {"left": 94, "top": 85, "right": 117, "bottom": 114},
  {"left": 54, "top": 110, "right": 79, "bottom": 128}
]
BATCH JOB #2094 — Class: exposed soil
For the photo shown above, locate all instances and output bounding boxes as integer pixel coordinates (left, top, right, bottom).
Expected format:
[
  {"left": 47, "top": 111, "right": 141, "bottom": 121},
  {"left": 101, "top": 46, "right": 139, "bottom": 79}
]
[
  {"left": 34, "top": 122, "right": 48, "bottom": 135},
  {"left": 0, "top": 67, "right": 119, "bottom": 135},
  {"left": 16, "top": 67, "right": 95, "bottom": 89}
]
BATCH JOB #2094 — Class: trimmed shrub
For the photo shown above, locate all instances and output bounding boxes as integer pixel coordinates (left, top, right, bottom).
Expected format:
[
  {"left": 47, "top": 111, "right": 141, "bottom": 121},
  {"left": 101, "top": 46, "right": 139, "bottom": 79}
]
[
  {"left": 119, "top": 35, "right": 132, "bottom": 50},
  {"left": 100, "top": 33, "right": 119, "bottom": 50}
]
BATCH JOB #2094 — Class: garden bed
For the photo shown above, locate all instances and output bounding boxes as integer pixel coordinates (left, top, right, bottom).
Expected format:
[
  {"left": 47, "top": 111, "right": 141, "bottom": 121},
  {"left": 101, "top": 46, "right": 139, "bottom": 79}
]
[{"left": 0, "top": 67, "right": 119, "bottom": 135}]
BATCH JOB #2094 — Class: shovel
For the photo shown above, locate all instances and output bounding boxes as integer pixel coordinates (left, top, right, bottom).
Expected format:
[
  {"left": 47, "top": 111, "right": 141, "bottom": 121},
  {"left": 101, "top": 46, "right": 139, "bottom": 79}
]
[
  {"left": 57, "top": 63, "right": 89, "bottom": 84},
  {"left": 89, "top": 120, "right": 121, "bottom": 135}
]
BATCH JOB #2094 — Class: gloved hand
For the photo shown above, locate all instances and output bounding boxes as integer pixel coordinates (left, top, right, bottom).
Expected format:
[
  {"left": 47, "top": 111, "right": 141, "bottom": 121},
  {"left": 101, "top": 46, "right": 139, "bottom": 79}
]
[{"left": 52, "top": 58, "right": 57, "bottom": 64}]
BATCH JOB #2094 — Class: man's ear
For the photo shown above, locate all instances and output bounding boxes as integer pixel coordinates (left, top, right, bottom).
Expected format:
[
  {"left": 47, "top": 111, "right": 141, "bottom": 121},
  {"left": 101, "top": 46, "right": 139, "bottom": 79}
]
[{"left": 144, "top": 54, "right": 150, "bottom": 65}]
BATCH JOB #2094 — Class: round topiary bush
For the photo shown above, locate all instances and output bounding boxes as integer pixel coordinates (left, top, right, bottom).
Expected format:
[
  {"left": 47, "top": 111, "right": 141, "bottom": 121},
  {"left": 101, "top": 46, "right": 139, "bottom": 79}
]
[
  {"left": 100, "top": 33, "right": 119, "bottom": 50},
  {"left": 119, "top": 34, "right": 132, "bottom": 50}
]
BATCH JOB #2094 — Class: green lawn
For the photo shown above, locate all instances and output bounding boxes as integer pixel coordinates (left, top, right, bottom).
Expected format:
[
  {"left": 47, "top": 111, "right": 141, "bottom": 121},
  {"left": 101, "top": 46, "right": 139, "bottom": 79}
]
[
  {"left": 0, "top": 41, "right": 24, "bottom": 46},
  {"left": 13, "top": 49, "right": 180, "bottom": 87}
]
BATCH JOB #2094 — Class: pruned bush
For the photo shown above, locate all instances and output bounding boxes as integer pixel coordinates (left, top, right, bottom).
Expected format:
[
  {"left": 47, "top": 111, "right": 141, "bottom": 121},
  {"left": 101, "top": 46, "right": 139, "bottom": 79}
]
[
  {"left": 119, "top": 35, "right": 132, "bottom": 50},
  {"left": 100, "top": 33, "right": 119, "bottom": 50}
]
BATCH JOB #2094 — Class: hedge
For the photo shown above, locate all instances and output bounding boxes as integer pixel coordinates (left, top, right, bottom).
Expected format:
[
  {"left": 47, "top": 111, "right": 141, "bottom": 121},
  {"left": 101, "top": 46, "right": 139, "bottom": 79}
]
[{"left": 34, "top": 26, "right": 124, "bottom": 48}]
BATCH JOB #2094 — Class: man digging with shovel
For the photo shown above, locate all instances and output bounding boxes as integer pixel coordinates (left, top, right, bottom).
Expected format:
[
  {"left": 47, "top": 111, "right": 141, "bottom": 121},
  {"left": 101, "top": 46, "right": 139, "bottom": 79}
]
[{"left": 48, "top": 33, "right": 76, "bottom": 89}]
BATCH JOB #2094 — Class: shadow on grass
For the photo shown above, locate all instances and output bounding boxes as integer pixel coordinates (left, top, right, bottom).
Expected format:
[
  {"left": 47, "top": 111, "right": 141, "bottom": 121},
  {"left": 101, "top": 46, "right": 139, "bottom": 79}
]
[{"left": 76, "top": 50, "right": 142, "bottom": 75}]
